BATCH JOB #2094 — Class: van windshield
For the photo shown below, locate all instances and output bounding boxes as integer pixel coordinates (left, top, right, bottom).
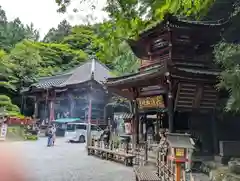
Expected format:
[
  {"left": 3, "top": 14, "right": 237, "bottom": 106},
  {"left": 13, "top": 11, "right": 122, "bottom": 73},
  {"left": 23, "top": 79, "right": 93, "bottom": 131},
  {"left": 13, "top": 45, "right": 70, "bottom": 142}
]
[{"left": 66, "top": 124, "right": 76, "bottom": 132}]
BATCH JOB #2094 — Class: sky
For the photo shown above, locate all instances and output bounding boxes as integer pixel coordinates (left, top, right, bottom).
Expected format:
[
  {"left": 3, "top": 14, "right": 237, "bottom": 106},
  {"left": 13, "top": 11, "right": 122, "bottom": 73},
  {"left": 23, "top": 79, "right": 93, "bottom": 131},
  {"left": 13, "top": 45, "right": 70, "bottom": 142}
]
[{"left": 0, "top": 0, "right": 107, "bottom": 38}]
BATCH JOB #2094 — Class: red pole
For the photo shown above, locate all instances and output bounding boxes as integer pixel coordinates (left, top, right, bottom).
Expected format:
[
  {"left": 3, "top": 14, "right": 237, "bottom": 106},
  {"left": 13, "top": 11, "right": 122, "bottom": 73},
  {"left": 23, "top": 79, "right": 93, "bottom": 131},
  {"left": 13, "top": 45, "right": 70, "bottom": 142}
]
[
  {"left": 175, "top": 162, "right": 181, "bottom": 181},
  {"left": 49, "top": 101, "right": 54, "bottom": 122}
]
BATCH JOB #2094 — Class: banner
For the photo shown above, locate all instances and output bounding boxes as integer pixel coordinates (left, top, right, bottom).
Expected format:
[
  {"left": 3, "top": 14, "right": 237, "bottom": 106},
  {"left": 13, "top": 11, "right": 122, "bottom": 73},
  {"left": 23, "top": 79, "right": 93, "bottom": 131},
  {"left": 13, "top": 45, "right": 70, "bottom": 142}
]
[{"left": 0, "top": 124, "right": 8, "bottom": 141}]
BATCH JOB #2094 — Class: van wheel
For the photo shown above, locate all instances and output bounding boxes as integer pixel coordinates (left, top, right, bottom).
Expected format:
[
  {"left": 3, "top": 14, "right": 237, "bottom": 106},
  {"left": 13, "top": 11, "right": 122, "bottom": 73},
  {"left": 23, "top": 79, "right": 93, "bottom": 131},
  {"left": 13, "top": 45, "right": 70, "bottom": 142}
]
[{"left": 79, "top": 135, "right": 85, "bottom": 143}]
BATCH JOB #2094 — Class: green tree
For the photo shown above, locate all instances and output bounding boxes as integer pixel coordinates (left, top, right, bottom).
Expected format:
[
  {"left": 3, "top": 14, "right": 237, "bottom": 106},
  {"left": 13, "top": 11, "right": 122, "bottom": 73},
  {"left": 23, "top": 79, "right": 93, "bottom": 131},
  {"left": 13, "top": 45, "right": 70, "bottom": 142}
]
[
  {"left": 56, "top": 0, "right": 217, "bottom": 39},
  {"left": 0, "top": 6, "right": 40, "bottom": 52},
  {"left": 214, "top": 42, "right": 240, "bottom": 112},
  {"left": 0, "top": 6, "right": 7, "bottom": 23},
  {"left": 105, "top": 42, "right": 139, "bottom": 75},
  {"left": 5, "top": 40, "right": 42, "bottom": 90},
  {"left": 31, "top": 42, "right": 88, "bottom": 76},
  {"left": 212, "top": 1, "right": 240, "bottom": 112},
  {"left": 43, "top": 19, "right": 71, "bottom": 43},
  {"left": 0, "top": 49, "right": 15, "bottom": 94},
  {"left": 0, "top": 95, "right": 20, "bottom": 116}
]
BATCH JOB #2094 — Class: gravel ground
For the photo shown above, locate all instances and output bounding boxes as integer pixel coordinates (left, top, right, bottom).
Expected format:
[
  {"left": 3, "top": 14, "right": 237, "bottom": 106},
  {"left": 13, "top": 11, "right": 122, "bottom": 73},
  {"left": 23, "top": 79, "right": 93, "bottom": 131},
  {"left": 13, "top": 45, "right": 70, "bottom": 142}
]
[{"left": 10, "top": 138, "right": 134, "bottom": 181}]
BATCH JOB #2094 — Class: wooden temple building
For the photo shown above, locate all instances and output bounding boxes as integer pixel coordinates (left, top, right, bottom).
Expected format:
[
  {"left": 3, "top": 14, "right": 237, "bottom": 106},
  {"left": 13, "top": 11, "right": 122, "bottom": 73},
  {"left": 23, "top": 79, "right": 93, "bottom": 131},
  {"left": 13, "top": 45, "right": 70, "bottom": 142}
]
[
  {"left": 105, "top": 14, "right": 230, "bottom": 155},
  {"left": 21, "top": 59, "right": 112, "bottom": 125}
]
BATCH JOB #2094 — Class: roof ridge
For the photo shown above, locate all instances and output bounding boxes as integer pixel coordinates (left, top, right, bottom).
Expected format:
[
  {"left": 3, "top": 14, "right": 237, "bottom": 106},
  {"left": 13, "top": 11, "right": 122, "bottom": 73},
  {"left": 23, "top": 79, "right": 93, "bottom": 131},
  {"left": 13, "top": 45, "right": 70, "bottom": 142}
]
[
  {"left": 38, "top": 73, "right": 71, "bottom": 81},
  {"left": 94, "top": 59, "right": 112, "bottom": 72}
]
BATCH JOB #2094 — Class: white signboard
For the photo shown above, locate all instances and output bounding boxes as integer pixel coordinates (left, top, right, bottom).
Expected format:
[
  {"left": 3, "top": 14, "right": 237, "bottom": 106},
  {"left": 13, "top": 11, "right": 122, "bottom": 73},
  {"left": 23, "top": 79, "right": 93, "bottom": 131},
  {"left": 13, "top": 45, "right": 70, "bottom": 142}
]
[
  {"left": 125, "top": 123, "right": 132, "bottom": 134},
  {"left": 0, "top": 124, "right": 8, "bottom": 141}
]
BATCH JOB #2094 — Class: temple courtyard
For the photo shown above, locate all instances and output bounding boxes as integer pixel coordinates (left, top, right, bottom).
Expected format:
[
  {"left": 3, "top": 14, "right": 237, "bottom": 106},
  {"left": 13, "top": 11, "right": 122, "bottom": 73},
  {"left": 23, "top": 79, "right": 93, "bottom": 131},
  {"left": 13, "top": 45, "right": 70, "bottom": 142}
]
[{"left": 8, "top": 138, "right": 133, "bottom": 181}]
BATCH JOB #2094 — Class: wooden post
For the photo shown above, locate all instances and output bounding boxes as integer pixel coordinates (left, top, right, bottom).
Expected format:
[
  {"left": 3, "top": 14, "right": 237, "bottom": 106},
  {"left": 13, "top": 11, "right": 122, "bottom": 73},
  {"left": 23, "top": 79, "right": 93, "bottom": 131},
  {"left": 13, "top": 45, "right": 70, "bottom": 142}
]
[
  {"left": 86, "top": 98, "right": 92, "bottom": 147},
  {"left": 168, "top": 92, "right": 174, "bottom": 133},
  {"left": 132, "top": 100, "right": 137, "bottom": 151},
  {"left": 144, "top": 141, "right": 148, "bottom": 165},
  {"left": 139, "top": 118, "right": 143, "bottom": 141},
  {"left": 166, "top": 74, "right": 174, "bottom": 133},
  {"left": 34, "top": 98, "right": 38, "bottom": 118},
  {"left": 167, "top": 23, "right": 174, "bottom": 133},
  {"left": 135, "top": 99, "right": 139, "bottom": 145},
  {"left": 49, "top": 100, "right": 55, "bottom": 122},
  {"left": 69, "top": 93, "right": 75, "bottom": 117},
  {"left": 211, "top": 111, "right": 218, "bottom": 154}
]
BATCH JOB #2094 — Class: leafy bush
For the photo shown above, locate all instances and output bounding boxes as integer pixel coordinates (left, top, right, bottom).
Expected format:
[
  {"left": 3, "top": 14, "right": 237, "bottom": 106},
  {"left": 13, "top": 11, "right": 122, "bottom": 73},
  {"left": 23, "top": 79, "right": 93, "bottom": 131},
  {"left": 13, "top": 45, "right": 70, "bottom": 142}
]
[{"left": 0, "top": 95, "right": 22, "bottom": 116}]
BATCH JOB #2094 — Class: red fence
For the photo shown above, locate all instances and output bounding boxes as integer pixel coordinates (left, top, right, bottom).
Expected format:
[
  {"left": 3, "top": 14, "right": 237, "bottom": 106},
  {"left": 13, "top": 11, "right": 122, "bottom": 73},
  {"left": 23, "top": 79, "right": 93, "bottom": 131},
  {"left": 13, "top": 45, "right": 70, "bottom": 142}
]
[{"left": 7, "top": 117, "right": 33, "bottom": 125}]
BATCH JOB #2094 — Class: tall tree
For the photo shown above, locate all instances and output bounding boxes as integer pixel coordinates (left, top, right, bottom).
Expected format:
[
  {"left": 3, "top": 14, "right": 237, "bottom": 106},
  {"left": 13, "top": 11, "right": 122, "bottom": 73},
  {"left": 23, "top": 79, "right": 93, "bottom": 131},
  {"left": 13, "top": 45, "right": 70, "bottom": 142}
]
[
  {"left": 0, "top": 16, "right": 40, "bottom": 51},
  {"left": 5, "top": 40, "right": 42, "bottom": 90},
  {"left": 43, "top": 19, "right": 71, "bottom": 43},
  {"left": 214, "top": 42, "right": 240, "bottom": 112},
  {"left": 55, "top": 0, "right": 217, "bottom": 39},
  {"left": 0, "top": 6, "right": 7, "bottom": 23},
  {"left": 0, "top": 50, "right": 15, "bottom": 94}
]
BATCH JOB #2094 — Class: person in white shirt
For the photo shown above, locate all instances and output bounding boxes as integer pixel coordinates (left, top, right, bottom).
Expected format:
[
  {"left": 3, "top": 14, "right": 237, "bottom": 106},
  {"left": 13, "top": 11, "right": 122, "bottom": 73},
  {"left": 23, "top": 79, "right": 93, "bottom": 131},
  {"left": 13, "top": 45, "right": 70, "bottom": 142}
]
[{"left": 51, "top": 125, "right": 56, "bottom": 146}]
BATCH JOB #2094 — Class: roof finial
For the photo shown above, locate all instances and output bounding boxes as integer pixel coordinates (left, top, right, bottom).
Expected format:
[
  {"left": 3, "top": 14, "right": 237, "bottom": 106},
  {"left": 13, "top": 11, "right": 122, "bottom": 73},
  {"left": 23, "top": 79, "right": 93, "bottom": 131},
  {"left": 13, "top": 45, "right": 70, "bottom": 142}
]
[{"left": 91, "top": 57, "right": 96, "bottom": 77}]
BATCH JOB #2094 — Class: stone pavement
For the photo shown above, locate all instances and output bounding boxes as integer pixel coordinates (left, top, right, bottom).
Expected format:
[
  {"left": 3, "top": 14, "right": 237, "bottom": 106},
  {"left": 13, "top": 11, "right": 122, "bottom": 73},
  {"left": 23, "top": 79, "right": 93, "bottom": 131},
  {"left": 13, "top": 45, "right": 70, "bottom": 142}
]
[{"left": 9, "top": 138, "right": 134, "bottom": 181}]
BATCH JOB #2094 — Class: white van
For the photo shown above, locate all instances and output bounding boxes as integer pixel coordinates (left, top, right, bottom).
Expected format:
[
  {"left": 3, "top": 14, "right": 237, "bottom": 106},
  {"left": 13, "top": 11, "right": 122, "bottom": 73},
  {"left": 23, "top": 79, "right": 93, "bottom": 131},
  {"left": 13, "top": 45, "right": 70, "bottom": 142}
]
[{"left": 65, "top": 123, "right": 103, "bottom": 143}]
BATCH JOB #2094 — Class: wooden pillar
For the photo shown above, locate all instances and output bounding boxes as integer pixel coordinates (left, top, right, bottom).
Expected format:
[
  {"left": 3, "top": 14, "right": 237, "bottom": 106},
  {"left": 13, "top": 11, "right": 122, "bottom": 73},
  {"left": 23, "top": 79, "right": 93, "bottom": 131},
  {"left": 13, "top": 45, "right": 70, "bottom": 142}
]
[
  {"left": 132, "top": 100, "right": 137, "bottom": 150},
  {"left": 21, "top": 96, "right": 26, "bottom": 115},
  {"left": 175, "top": 162, "right": 181, "bottom": 181},
  {"left": 69, "top": 93, "right": 75, "bottom": 117},
  {"left": 135, "top": 100, "right": 139, "bottom": 145},
  {"left": 44, "top": 89, "right": 49, "bottom": 121},
  {"left": 156, "top": 113, "right": 160, "bottom": 133},
  {"left": 49, "top": 100, "right": 55, "bottom": 121},
  {"left": 143, "top": 115, "right": 147, "bottom": 141},
  {"left": 166, "top": 73, "right": 174, "bottom": 133},
  {"left": 211, "top": 111, "right": 218, "bottom": 154},
  {"left": 34, "top": 98, "right": 38, "bottom": 118},
  {"left": 86, "top": 85, "right": 92, "bottom": 148},
  {"left": 139, "top": 117, "right": 143, "bottom": 141},
  {"left": 167, "top": 23, "right": 174, "bottom": 133}
]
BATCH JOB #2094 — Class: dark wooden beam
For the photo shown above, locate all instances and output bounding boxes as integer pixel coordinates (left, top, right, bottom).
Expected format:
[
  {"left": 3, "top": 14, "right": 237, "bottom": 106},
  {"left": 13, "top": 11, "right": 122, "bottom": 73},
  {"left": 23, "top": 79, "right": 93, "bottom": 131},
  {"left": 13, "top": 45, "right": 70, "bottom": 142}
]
[{"left": 107, "top": 88, "right": 133, "bottom": 100}]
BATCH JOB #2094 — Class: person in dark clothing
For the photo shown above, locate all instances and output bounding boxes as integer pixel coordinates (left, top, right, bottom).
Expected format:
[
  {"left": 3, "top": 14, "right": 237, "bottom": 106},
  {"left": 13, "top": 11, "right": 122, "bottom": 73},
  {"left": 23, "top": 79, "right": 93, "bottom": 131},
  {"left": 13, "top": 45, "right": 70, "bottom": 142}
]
[
  {"left": 47, "top": 126, "right": 53, "bottom": 147},
  {"left": 101, "top": 126, "right": 111, "bottom": 147}
]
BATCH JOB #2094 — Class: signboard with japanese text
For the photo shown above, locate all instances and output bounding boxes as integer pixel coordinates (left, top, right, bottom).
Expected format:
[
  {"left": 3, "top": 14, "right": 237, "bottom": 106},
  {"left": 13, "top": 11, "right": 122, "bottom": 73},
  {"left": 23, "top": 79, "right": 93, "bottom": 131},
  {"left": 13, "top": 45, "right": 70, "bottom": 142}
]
[
  {"left": 137, "top": 95, "right": 165, "bottom": 109},
  {"left": 0, "top": 123, "right": 8, "bottom": 141}
]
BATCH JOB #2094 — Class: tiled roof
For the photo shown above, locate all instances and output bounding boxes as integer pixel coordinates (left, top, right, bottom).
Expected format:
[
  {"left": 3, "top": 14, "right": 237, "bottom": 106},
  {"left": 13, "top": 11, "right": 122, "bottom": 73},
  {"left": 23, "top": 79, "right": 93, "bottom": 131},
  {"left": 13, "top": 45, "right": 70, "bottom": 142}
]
[
  {"left": 23, "top": 59, "right": 112, "bottom": 92},
  {"left": 56, "top": 59, "right": 112, "bottom": 87},
  {"left": 106, "top": 67, "right": 165, "bottom": 87},
  {"left": 177, "top": 67, "right": 220, "bottom": 76},
  {"left": 31, "top": 74, "right": 71, "bottom": 89}
]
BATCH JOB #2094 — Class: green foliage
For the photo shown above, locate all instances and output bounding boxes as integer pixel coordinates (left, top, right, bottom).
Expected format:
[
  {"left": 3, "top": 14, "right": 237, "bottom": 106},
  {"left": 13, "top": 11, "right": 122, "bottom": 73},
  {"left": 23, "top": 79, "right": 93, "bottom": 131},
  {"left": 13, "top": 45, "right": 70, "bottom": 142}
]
[
  {"left": 43, "top": 19, "right": 71, "bottom": 43},
  {"left": 56, "top": 0, "right": 215, "bottom": 40},
  {"left": 0, "top": 95, "right": 20, "bottom": 116},
  {"left": 5, "top": 40, "right": 42, "bottom": 89},
  {"left": 62, "top": 25, "right": 97, "bottom": 52},
  {"left": 0, "top": 6, "right": 90, "bottom": 116},
  {"left": 110, "top": 42, "right": 139, "bottom": 75},
  {"left": 214, "top": 42, "right": 240, "bottom": 112},
  {"left": 0, "top": 8, "right": 39, "bottom": 52},
  {"left": 28, "top": 41, "right": 88, "bottom": 76}
]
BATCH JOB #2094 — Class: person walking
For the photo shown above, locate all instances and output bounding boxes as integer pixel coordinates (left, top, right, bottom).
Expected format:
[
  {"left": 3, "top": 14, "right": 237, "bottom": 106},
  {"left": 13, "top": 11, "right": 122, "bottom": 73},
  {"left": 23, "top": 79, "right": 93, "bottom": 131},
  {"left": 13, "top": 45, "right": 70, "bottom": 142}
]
[
  {"left": 52, "top": 124, "right": 56, "bottom": 146},
  {"left": 47, "top": 126, "right": 53, "bottom": 147}
]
